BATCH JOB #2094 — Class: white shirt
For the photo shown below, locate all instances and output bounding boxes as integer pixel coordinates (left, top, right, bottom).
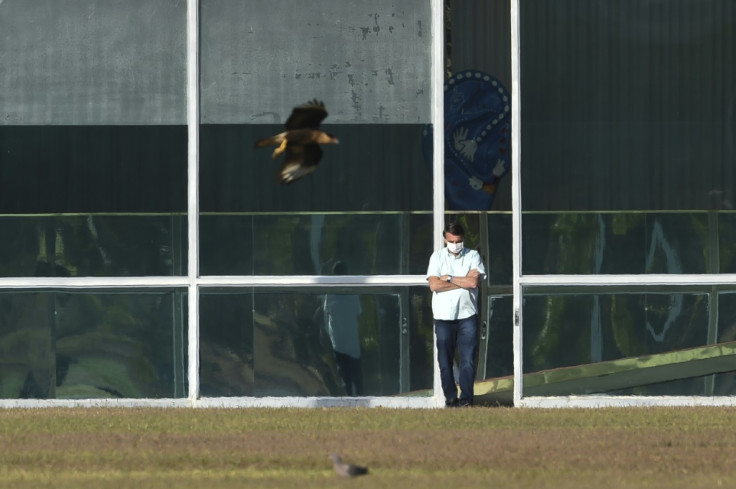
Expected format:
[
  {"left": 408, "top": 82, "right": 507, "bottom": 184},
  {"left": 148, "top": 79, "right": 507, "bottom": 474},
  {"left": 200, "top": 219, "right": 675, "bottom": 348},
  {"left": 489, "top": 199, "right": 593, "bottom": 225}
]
[{"left": 425, "top": 247, "right": 486, "bottom": 320}]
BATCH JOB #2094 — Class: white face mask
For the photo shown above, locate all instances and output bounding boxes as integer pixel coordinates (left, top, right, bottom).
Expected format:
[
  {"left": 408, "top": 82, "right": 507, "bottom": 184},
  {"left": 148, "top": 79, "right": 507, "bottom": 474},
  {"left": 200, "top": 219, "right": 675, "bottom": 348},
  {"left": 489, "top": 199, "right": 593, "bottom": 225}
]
[{"left": 446, "top": 241, "right": 463, "bottom": 254}]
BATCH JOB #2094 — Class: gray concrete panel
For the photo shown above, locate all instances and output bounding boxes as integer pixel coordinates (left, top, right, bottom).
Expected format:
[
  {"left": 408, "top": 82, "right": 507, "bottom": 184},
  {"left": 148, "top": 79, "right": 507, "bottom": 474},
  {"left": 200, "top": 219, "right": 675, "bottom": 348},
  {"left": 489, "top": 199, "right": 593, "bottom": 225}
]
[
  {"left": 200, "top": 0, "right": 431, "bottom": 124},
  {"left": 0, "top": 0, "right": 187, "bottom": 125}
]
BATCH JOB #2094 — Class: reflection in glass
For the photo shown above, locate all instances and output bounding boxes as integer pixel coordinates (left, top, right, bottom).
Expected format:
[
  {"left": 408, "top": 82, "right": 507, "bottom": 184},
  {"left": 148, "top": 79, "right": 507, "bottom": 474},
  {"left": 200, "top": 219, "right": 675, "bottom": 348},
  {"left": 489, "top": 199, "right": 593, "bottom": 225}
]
[
  {"left": 200, "top": 212, "right": 433, "bottom": 276},
  {"left": 714, "top": 293, "right": 736, "bottom": 395},
  {"left": 0, "top": 290, "right": 187, "bottom": 399},
  {"left": 199, "top": 287, "right": 434, "bottom": 397},
  {"left": 479, "top": 295, "right": 513, "bottom": 380},
  {"left": 522, "top": 212, "right": 711, "bottom": 275},
  {"left": 487, "top": 214, "right": 512, "bottom": 285},
  {"left": 0, "top": 0, "right": 187, "bottom": 277},
  {"left": 520, "top": 1, "right": 736, "bottom": 212},
  {"left": 522, "top": 291, "right": 713, "bottom": 395},
  {"left": 718, "top": 213, "right": 736, "bottom": 274},
  {"left": 0, "top": 215, "right": 186, "bottom": 278}
]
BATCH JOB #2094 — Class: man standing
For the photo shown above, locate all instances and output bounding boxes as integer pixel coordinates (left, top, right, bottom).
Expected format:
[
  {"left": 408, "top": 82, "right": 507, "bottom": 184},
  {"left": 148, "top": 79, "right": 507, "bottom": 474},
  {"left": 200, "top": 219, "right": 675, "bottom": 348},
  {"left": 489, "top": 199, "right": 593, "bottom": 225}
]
[{"left": 426, "top": 222, "right": 486, "bottom": 407}]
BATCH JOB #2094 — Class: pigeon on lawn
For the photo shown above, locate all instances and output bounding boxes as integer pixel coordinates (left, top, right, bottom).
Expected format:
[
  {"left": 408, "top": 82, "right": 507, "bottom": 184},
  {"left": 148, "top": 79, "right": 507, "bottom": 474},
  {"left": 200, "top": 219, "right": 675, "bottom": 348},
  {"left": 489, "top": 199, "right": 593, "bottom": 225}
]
[{"left": 328, "top": 453, "right": 369, "bottom": 477}]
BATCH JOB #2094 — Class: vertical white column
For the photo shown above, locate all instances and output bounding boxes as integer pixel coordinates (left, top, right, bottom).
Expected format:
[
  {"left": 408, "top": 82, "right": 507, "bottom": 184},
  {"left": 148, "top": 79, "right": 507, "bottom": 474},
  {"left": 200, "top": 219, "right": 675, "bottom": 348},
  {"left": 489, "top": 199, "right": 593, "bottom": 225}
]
[
  {"left": 510, "top": 0, "right": 523, "bottom": 407},
  {"left": 186, "top": 0, "right": 200, "bottom": 404},
  {"left": 431, "top": 0, "right": 445, "bottom": 408}
]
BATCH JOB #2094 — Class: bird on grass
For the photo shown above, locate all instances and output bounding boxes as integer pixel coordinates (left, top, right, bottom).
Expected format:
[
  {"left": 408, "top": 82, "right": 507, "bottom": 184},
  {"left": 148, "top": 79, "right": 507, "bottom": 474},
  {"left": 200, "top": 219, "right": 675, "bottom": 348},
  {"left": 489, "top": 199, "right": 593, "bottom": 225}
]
[
  {"left": 254, "top": 99, "right": 339, "bottom": 184},
  {"left": 328, "top": 453, "right": 369, "bottom": 478}
]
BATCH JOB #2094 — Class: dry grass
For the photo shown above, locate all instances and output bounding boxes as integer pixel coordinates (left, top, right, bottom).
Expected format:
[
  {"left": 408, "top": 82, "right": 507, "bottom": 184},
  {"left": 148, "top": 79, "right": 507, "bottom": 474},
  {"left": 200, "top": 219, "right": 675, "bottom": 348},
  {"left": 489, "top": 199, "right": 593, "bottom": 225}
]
[{"left": 0, "top": 406, "right": 735, "bottom": 488}]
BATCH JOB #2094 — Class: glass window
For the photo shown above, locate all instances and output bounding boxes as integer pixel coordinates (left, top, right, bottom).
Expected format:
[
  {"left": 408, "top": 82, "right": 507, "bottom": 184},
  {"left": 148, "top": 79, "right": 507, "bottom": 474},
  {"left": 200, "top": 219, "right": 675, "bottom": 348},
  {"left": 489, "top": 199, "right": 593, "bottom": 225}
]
[
  {"left": 0, "top": 214, "right": 185, "bottom": 278},
  {"left": 199, "top": 0, "right": 433, "bottom": 275},
  {"left": 199, "top": 287, "right": 433, "bottom": 397},
  {"left": 520, "top": 0, "right": 736, "bottom": 273},
  {"left": 0, "top": 1, "right": 188, "bottom": 277},
  {"left": 200, "top": 213, "right": 433, "bottom": 276},
  {"left": 522, "top": 212, "right": 712, "bottom": 275},
  {"left": 0, "top": 290, "right": 187, "bottom": 399},
  {"left": 718, "top": 213, "right": 736, "bottom": 273},
  {"left": 714, "top": 292, "right": 736, "bottom": 394},
  {"left": 521, "top": 290, "right": 722, "bottom": 396},
  {"left": 479, "top": 295, "right": 513, "bottom": 380}
]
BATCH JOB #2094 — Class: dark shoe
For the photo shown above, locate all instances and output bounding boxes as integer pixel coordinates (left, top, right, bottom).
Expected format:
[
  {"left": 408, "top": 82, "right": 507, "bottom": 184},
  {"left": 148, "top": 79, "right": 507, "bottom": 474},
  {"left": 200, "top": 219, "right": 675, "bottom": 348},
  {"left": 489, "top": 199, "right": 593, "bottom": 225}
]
[
  {"left": 445, "top": 399, "right": 459, "bottom": 408},
  {"left": 459, "top": 400, "right": 473, "bottom": 408}
]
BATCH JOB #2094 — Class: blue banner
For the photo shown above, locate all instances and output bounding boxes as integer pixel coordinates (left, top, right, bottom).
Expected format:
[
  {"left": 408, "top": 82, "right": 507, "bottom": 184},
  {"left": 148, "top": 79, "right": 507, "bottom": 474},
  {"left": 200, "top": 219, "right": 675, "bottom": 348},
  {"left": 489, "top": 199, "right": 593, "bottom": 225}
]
[{"left": 423, "top": 71, "right": 511, "bottom": 210}]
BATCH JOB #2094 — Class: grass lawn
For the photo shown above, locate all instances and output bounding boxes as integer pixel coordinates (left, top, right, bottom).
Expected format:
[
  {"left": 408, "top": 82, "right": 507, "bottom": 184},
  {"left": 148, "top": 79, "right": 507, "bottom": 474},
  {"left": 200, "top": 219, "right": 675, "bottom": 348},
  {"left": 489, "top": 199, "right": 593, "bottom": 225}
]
[{"left": 0, "top": 406, "right": 735, "bottom": 488}]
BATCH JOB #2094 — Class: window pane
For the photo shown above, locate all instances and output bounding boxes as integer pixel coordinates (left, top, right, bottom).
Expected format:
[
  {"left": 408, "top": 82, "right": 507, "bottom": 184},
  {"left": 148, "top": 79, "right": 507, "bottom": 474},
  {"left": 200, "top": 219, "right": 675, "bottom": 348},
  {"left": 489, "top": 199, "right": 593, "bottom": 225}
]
[
  {"left": 200, "top": 213, "right": 434, "bottom": 276},
  {"left": 0, "top": 290, "right": 187, "bottom": 399},
  {"left": 523, "top": 212, "right": 711, "bottom": 275},
  {"left": 718, "top": 213, "right": 736, "bottom": 273},
  {"left": 521, "top": 0, "right": 735, "bottom": 212},
  {"left": 199, "top": 287, "right": 434, "bottom": 397},
  {"left": 520, "top": 0, "right": 735, "bottom": 272},
  {"left": 480, "top": 295, "right": 513, "bottom": 380},
  {"left": 487, "top": 213, "right": 512, "bottom": 285},
  {"left": 199, "top": 0, "right": 433, "bottom": 275},
  {"left": 521, "top": 291, "right": 721, "bottom": 396},
  {"left": 0, "top": 215, "right": 185, "bottom": 278},
  {"left": 0, "top": 1, "right": 187, "bottom": 277},
  {"left": 714, "top": 292, "right": 736, "bottom": 394}
]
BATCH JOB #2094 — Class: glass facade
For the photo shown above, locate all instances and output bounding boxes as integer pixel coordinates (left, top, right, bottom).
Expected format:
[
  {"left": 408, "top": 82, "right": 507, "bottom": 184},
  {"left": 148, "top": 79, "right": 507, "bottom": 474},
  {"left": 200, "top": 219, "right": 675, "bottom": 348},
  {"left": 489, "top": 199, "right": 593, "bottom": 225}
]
[
  {"left": 0, "top": 1, "right": 190, "bottom": 402},
  {"left": 0, "top": 0, "right": 734, "bottom": 406},
  {"left": 0, "top": 2, "right": 188, "bottom": 276},
  {"left": 198, "top": 0, "right": 433, "bottom": 277},
  {"left": 199, "top": 287, "right": 433, "bottom": 397},
  {"left": 0, "top": 290, "right": 187, "bottom": 399},
  {"left": 516, "top": 0, "right": 736, "bottom": 401}
]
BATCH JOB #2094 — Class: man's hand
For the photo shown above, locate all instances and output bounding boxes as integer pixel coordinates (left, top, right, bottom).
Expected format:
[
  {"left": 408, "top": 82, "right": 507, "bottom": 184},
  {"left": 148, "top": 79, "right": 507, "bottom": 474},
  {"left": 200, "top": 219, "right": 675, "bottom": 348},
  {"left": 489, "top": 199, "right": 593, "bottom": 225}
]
[
  {"left": 464, "top": 269, "right": 481, "bottom": 288},
  {"left": 428, "top": 269, "right": 482, "bottom": 292}
]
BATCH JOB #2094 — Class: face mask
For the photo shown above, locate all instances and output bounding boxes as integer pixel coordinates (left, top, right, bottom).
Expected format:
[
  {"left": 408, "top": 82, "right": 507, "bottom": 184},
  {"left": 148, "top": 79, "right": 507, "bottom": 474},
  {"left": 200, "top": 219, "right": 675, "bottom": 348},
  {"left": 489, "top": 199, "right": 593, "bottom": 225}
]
[{"left": 446, "top": 241, "right": 463, "bottom": 254}]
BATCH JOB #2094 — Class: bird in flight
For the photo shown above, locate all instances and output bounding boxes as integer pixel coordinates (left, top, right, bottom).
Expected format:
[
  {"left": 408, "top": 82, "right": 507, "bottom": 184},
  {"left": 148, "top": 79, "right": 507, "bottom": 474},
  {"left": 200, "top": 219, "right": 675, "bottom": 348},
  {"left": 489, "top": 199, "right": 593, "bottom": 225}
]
[{"left": 254, "top": 99, "right": 339, "bottom": 184}]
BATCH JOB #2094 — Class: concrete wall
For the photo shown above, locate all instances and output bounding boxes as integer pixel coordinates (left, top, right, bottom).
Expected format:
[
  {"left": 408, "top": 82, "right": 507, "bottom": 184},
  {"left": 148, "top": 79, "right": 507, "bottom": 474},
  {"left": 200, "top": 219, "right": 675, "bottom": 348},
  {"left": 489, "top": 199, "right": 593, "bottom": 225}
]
[
  {"left": 0, "top": 0, "right": 431, "bottom": 125},
  {"left": 201, "top": 0, "right": 431, "bottom": 124},
  {"left": 0, "top": 0, "right": 187, "bottom": 125}
]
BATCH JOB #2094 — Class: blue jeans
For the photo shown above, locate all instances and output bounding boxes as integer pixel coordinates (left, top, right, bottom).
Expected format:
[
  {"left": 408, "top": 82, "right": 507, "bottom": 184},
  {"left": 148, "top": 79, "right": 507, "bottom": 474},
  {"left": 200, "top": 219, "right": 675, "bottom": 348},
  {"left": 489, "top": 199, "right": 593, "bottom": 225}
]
[{"left": 435, "top": 315, "right": 478, "bottom": 405}]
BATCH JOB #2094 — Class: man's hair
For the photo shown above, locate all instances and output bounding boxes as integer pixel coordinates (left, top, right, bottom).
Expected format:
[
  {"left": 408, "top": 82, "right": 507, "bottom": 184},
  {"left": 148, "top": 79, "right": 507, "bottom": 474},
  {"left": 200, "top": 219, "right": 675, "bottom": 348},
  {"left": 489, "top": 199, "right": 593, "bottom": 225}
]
[{"left": 443, "top": 221, "right": 465, "bottom": 237}]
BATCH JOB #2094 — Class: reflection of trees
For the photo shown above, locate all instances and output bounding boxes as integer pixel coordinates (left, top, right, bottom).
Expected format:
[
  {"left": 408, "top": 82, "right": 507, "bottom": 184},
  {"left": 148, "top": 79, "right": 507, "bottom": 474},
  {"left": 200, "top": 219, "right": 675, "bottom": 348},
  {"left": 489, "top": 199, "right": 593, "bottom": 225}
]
[
  {"left": 529, "top": 214, "right": 603, "bottom": 368},
  {"left": 0, "top": 291, "right": 180, "bottom": 399},
  {"left": 0, "top": 294, "right": 54, "bottom": 398},
  {"left": 200, "top": 341, "right": 254, "bottom": 396},
  {"left": 253, "top": 300, "right": 335, "bottom": 396},
  {"left": 0, "top": 213, "right": 183, "bottom": 400},
  {"left": 528, "top": 214, "right": 710, "bottom": 392},
  {"left": 718, "top": 214, "right": 736, "bottom": 273},
  {"left": 54, "top": 293, "right": 178, "bottom": 398},
  {"left": 410, "top": 288, "right": 435, "bottom": 391},
  {"left": 0, "top": 215, "right": 177, "bottom": 278}
]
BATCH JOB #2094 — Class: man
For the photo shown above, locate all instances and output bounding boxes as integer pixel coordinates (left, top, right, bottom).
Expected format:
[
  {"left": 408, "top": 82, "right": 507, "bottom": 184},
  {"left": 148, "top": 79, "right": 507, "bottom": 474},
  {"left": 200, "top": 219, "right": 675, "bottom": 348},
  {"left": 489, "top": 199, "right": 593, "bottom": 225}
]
[{"left": 426, "top": 222, "right": 486, "bottom": 407}]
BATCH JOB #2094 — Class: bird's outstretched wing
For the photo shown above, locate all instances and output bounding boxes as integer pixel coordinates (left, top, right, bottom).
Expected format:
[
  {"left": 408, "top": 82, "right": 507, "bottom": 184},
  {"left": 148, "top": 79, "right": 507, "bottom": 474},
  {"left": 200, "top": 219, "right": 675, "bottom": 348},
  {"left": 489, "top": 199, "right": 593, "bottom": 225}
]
[{"left": 285, "top": 99, "right": 328, "bottom": 130}]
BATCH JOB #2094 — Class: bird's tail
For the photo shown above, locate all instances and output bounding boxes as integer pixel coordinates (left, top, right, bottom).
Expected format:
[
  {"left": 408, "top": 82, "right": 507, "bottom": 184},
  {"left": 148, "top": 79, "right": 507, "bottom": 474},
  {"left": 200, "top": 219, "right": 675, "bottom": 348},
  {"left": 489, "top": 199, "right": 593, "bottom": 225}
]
[{"left": 254, "top": 133, "right": 285, "bottom": 148}]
